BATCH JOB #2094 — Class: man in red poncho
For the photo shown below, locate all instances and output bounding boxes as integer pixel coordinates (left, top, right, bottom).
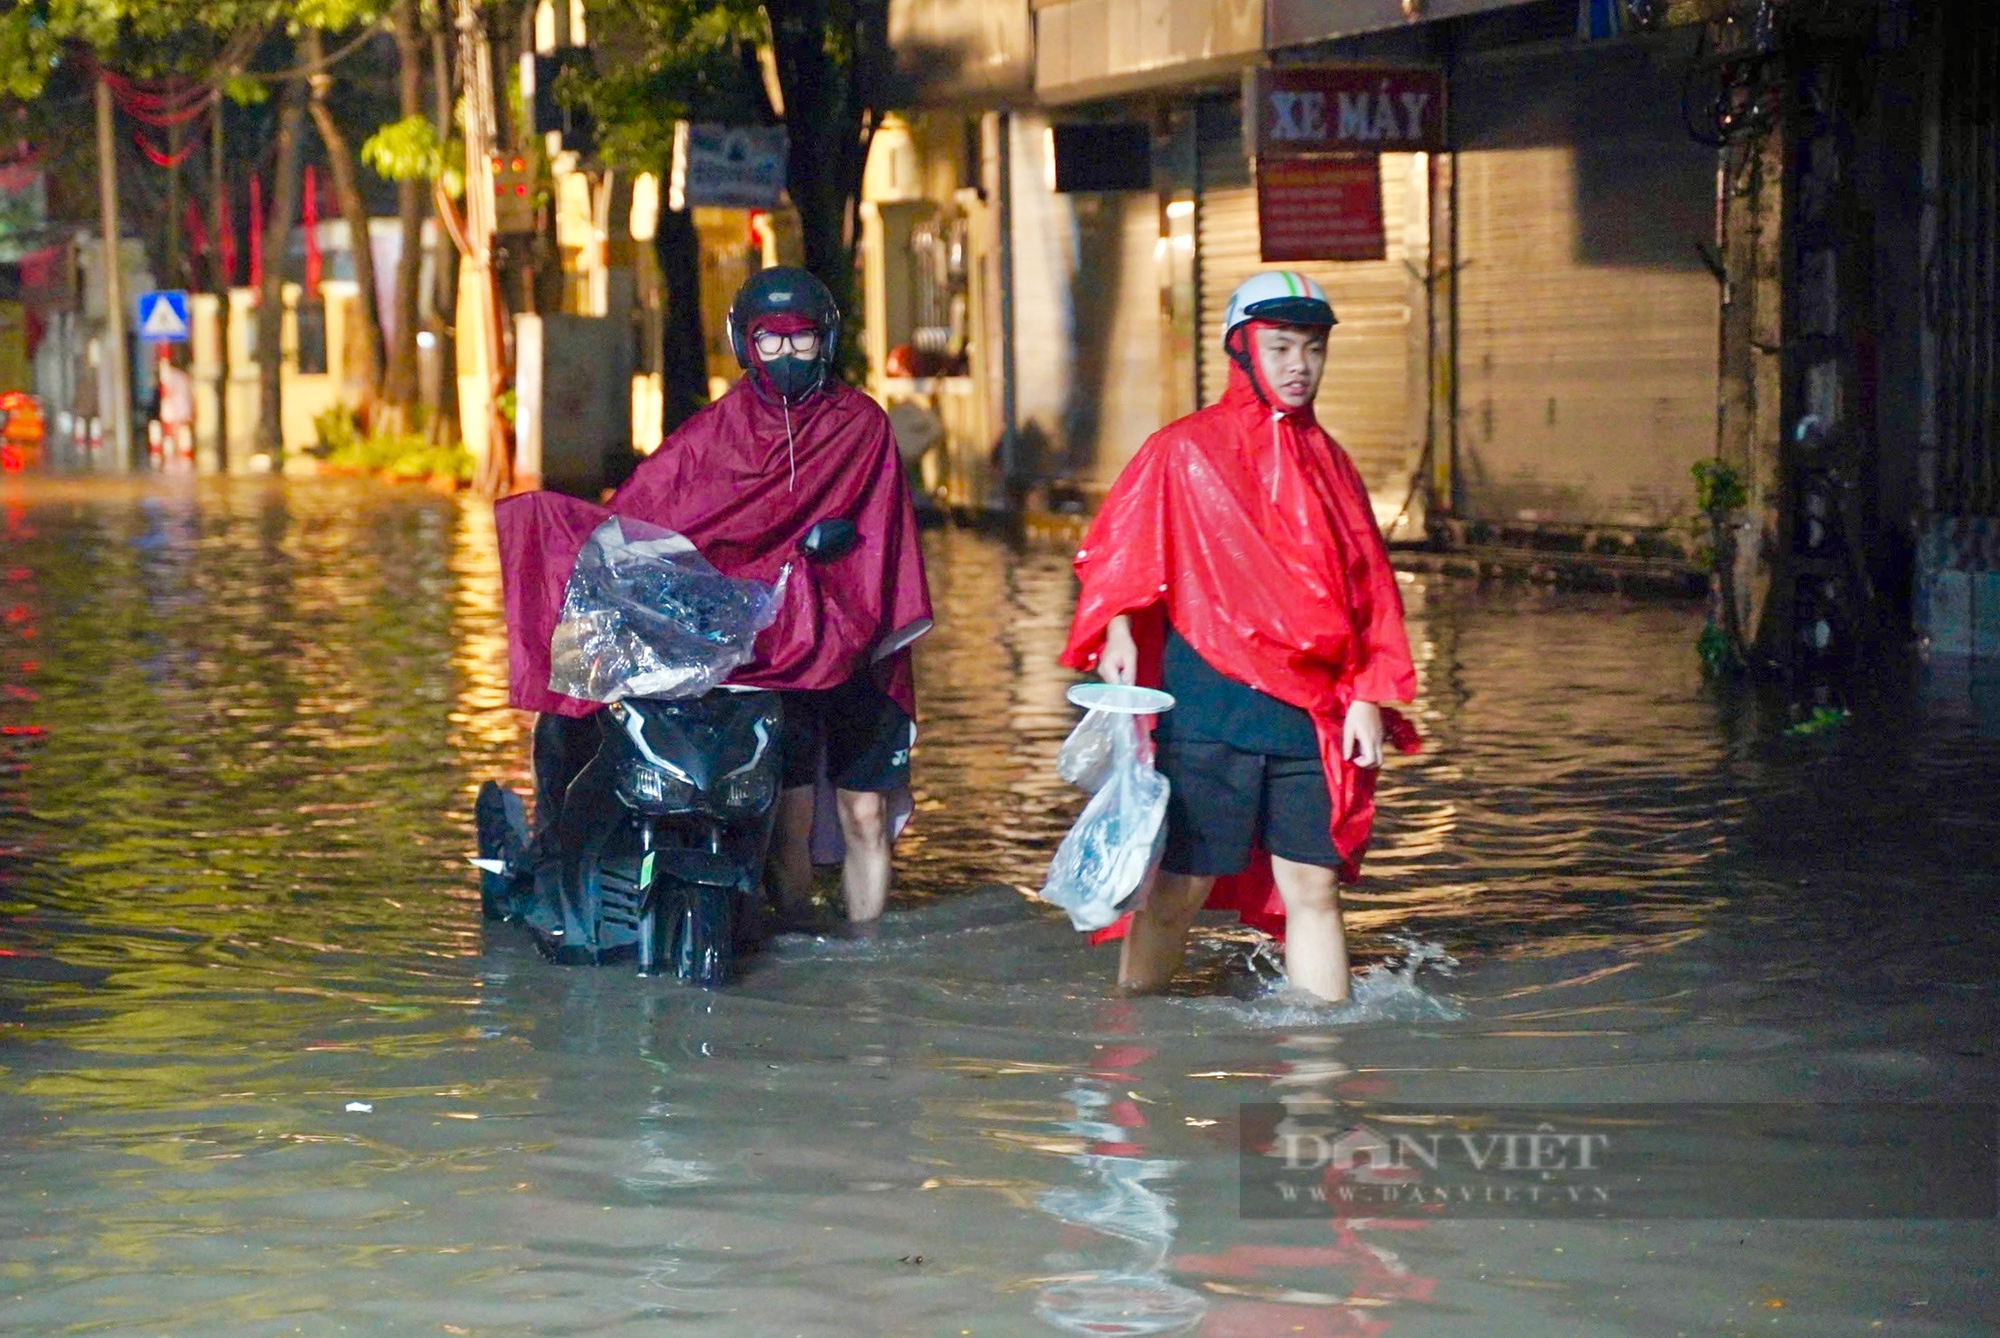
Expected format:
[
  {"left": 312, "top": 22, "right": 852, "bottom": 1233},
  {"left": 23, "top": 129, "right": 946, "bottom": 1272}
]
[
  {"left": 498, "top": 267, "right": 932, "bottom": 926},
  {"left": 1060, "top": 271, "right": 1417, "bottom": 1003}
]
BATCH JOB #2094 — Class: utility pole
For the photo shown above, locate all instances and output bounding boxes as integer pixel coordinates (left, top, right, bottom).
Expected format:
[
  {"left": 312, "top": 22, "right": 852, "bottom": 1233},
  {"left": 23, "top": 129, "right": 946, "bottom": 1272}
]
[
  {"left": 456, "top": 0, "right": 509, "bottom": 494},
  {"left": 95, "top": 73, "right": 133, "bottom": 471},
  {"left": 211, "top": 85, "right": 230, "bottom": 471},
  {"left": 996, "top": 111, "right": 1017, "bottom": 501}
]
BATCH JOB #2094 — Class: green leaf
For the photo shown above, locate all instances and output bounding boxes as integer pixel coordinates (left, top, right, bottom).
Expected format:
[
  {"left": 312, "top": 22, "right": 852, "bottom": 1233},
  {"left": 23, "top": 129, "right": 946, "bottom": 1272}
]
[
  {"left": 1695, "top": 621, "right": 1742, "bottom": 678},
  {"left": 0, "top": 15, "right": 61, "bottom": 101},
  {"left": 361, "top": 114, "right": 443, "bottom": 182},
  {"left": 1691, "top": 459, "right": 1749, "bottom": 517},
  {"left": 1784, "top": 706, "right": 1851, "bottom": 738},
  {"left": 224, "top": 72, "right": 271, "bottom": 105}
]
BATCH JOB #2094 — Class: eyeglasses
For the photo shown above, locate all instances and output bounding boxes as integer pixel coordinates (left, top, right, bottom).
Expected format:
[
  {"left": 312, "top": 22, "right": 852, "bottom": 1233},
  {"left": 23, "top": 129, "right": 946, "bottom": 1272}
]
[{"left": 752, "top": 329, "right": 821, "bottom": 359}]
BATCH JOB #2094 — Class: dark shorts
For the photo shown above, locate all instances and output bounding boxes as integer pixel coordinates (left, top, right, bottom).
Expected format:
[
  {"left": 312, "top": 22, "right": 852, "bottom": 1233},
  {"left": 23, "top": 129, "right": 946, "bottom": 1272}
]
[
  {"left": 778, "top": 674, "right": 914, "bottom": 792},
  {"left": 1156, "top": 739, "right": 1338, "bottom": 876}
]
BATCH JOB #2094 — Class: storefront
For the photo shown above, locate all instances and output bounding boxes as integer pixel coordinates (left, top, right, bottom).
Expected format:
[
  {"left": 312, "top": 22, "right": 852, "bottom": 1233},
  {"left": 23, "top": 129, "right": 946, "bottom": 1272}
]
[
  {"left": 859, "top": 113, "right": 1006, "bottom": 513},
  {"left": 1911, "top": 0, "right": 1997, "bottom": 655},
  {"left": 1236, "top": 0, "right": 1720, "bottom": 547},
  {"left": 917, "top": 0, "right": 1728, "bottom": 544},
  {"left": 1448, "top": 24, "right": 1720, "bottom": 536},
  {"left": 1025, "top": 0, "right": 1267, "bottom": 503},
  {"left": 1923, "top": 0, "right": 1999, "bottom": 526},
  {"left": 860, "top": 0, "right": 1033, "bottom": 512}
]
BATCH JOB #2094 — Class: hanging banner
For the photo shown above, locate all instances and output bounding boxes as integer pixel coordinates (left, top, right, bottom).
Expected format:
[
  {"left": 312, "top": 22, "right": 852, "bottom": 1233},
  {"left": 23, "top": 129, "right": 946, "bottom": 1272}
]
[
  {"left": 1256, "top": 156, "right": 1386, "bottom": 262},
  {"left": 1247, "top": 65, "right": 1447, "bottom": 158},
  {"left": 669, "top": 123, "right": 788, "bottom": 211}
]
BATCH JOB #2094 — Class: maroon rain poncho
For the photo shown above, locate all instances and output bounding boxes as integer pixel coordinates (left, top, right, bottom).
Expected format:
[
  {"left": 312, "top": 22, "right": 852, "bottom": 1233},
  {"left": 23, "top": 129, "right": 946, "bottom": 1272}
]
[{"left": 498, "top": 376, "right": 933, "bottom": 717}]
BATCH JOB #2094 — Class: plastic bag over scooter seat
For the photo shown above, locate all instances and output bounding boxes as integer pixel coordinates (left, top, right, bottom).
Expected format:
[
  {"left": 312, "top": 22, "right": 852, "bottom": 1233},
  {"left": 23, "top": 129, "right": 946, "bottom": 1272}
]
[{"left": 547, "top": 515, "right": 783, "bottom": 703}]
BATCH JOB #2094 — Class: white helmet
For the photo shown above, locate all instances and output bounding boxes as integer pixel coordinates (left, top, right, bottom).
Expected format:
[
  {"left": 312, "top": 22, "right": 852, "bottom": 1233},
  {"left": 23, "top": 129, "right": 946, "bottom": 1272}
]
[{"left": 1221, "top": 271, "right": 1337, "bottom": 344}]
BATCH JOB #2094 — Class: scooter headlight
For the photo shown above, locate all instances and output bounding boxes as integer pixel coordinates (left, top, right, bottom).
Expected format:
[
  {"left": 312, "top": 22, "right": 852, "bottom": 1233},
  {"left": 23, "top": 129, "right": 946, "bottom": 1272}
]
[
  {"left": 619, "top": 762, "right": 696, "bottom": 813},
  {"left": 717, "top": 766, "right": 775, "bottom": 815}
]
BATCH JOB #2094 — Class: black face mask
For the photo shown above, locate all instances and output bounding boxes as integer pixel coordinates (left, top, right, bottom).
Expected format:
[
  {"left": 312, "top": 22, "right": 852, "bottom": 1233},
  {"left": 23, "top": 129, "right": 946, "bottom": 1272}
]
[{"left": 756, "top": 354, "right": 826, "bottom": 402}]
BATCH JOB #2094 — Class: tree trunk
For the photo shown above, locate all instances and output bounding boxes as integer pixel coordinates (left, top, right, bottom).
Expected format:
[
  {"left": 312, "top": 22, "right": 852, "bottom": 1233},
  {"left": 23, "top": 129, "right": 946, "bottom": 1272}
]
[
  {"left": 303, "top": 32, "right": 382, "bottom": 413},
  {"left": 428, "top": 12, "right": 459, "bottom": 446},
  {"left": 767, "top": 0, "right": 888, "bottom": 373},
  {"left": 255, "top": 71, "right": 308, "bottom": 460},
  {"left": 657, "top": 205, "right": 706, "bottom": 432},
  {"left": 383, "top": 0, "right": 425, "bottom": 422}
]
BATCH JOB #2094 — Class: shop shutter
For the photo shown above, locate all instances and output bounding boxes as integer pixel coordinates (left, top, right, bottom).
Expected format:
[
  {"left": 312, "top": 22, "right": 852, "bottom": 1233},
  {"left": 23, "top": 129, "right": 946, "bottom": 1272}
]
[
  {"left": 1932, "top": 0, "right": 1999, "bottom": 518},
  {"left": 1452, "top": 33, "right": 1719, "bottom": 529},
  {"left": 1195, "top": 101, "right": 1426, "bottom": 524}
]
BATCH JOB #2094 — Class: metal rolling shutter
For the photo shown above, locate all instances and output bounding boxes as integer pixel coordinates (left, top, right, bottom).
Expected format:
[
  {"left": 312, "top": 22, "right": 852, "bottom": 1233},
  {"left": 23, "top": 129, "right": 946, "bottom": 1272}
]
[
  {"left": 1195, "top": 102, "right": 1424, "bottom": 518},
  {"left": 1932, "top": 0, "right": 1999, "bottom": 518},
  {"left": 1452, "top": 33, "right": 1719, "bottom": 529}
]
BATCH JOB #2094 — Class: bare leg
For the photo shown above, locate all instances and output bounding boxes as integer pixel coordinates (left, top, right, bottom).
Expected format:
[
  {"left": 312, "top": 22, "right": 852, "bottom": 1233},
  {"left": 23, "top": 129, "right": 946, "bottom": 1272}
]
[
  {"left": 1118, "top": 872, "right": 1214, "bottom": 994},
  {"left": 1270, "top": 855, "right": 1349, "bottom": 1003},
  {"left": 769, "top": 786, "right": 817, "bottom": 919},
  {"left": 835, "top": 788, "right": 892, "bottom": 923}
]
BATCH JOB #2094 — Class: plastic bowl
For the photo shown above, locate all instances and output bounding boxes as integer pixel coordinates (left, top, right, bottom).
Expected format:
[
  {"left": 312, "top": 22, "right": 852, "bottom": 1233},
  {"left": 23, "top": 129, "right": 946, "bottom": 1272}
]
[{"left": 1066, "top": 682, "right": 1176, "bottom": 714}]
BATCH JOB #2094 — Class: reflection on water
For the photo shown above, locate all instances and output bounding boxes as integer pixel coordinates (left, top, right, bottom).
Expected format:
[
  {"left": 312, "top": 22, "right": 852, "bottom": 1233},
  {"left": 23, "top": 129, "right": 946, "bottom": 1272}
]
[
  {"left": 1033, "top": 1059, "right": 1206, "bottom": 1337},
  {"left": 1, "top": 477, "right": 1994, "bottom": 1336}
]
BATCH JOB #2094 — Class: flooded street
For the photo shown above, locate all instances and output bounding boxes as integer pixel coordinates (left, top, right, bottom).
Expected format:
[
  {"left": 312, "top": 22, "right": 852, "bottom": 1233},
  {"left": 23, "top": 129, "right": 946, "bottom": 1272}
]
[{"left": 1, "top": 476, "right": 1994, "bottom": 1336}]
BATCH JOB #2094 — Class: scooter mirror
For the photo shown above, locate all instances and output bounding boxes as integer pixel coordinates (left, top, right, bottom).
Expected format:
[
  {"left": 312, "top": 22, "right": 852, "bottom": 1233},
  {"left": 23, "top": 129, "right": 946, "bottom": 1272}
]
[{"left": 799, "top": 517, "right": 859, "bottom": 562}]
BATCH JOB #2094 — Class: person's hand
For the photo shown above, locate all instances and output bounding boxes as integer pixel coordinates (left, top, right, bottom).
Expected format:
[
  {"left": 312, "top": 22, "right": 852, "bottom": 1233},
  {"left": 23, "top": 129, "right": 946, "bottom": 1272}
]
[
  {"left": 1343, "top": 700, "right": 1384, "bottom": 769},
  {"left": 1099, "top": 615, "right": 1139, "bottom": 686}
]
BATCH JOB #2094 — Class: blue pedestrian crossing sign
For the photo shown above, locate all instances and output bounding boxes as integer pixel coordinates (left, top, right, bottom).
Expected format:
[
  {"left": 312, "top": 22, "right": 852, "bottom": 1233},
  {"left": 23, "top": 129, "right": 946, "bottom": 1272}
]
[{"left": 136, "top": 289, "right": 191, "bottom": 343}]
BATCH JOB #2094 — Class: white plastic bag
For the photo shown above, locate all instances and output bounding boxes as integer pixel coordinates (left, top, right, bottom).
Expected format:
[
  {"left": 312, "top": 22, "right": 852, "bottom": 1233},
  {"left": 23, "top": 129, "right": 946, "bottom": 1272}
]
[
  {"left": 1040, "top": 712, "right": 1170, "bottom": 932},
  {"left": 547, "top": 516, "right": 783, "bottom": 703},
  {"left": 1055, "top": 708, "right": 1122, "bottom": 794}
]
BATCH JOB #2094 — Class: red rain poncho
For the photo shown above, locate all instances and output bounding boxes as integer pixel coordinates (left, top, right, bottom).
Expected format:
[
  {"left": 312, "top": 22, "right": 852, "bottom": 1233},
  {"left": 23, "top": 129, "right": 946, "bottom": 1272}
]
[
  {"left": 1059, "top": 352, "right": 1418, "bottom": 937},
  {"left": 498, "top": 376, "right": 932, "bottom": 717}
]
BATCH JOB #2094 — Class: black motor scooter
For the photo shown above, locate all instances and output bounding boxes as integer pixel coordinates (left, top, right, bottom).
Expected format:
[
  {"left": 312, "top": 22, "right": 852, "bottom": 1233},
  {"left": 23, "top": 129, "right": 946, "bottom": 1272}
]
[{"left": 475, "top": 518, "right": 858, "bottom": 986}]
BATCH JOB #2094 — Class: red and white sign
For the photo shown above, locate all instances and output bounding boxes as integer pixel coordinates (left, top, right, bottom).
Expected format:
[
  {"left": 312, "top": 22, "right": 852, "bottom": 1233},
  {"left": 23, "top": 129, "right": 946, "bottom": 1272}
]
[
  {"left": 1257, "top": 156, "right": 1385, "bottom": 263},
  {"left": 1248, "top": 65, "right": 1447, "bottom": 158}
]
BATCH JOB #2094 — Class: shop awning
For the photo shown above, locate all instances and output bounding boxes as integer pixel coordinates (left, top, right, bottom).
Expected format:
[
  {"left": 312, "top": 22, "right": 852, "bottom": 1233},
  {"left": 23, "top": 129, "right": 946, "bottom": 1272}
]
[{"left": 1033, "top": 0, "right": 1265, "bottom": 106}]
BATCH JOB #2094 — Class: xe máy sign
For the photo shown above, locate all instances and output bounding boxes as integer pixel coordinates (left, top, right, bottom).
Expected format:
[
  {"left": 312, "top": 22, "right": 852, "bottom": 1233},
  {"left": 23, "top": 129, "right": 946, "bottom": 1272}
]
[
  {"left": 1248, "top": 65, "right": 1447, "bottom": 158},
  {"left": 1246, "top": 64, "right": 1442, "bottom": 263}
]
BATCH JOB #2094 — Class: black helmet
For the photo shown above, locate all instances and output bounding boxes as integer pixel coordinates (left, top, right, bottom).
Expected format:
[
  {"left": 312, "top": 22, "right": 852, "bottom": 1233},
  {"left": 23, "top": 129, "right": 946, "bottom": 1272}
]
[{"left": 726, "top": 266, "right": 841, "bottom": 401}]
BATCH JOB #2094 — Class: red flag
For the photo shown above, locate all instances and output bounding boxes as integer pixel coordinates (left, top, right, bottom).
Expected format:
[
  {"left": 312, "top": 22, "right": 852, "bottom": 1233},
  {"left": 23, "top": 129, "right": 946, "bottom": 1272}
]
[
  {"left": 218, "top": 188, "right": 237, "bottom": 287},
  {"left": 183, "top": 199, "right": 208, "bottom": 263},
  {"left": 248, "top": 172, "right": 263, "bottom": 290},
  {"left": 302, "top": 165, "right": 321, "bottom": 295}
]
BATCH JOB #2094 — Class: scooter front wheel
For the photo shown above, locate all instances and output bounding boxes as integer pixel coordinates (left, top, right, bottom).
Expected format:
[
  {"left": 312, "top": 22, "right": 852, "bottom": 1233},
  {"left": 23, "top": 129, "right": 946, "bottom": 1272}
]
[{"left": 665, "top": 878, "right": 734, "bottom": 988}]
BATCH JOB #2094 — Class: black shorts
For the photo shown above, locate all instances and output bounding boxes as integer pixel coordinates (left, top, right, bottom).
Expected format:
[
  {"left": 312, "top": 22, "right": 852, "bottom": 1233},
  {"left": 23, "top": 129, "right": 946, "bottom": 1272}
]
[
  {"left": 1156, "top": 739, "right": 1338, "bottom": 876},
  {"left": 778, "top": 674, "right": 914, "bottom": 792}
]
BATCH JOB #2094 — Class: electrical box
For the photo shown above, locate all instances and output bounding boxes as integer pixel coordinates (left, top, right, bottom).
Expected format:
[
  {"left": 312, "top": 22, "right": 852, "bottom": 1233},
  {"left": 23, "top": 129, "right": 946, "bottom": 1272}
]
[{"left": 492, "top": 155, "right": 536, "bottom": 234}]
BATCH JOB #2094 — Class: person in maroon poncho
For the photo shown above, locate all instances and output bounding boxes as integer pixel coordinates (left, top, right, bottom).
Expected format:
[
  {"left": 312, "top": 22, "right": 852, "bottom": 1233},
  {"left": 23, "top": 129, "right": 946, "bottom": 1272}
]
[
  {"left": 1060, "top": 272, "right": 1418, "bottom": 1003},
  {"left": 499, "top": 268, "right": 932, "bottom": 927}
]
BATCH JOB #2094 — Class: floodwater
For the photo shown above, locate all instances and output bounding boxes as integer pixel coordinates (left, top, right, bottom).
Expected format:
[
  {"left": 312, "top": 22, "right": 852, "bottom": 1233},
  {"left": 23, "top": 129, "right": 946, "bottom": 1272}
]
[{"left": 1, "top": 475, "right": 1994, "bottom": 1337}]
